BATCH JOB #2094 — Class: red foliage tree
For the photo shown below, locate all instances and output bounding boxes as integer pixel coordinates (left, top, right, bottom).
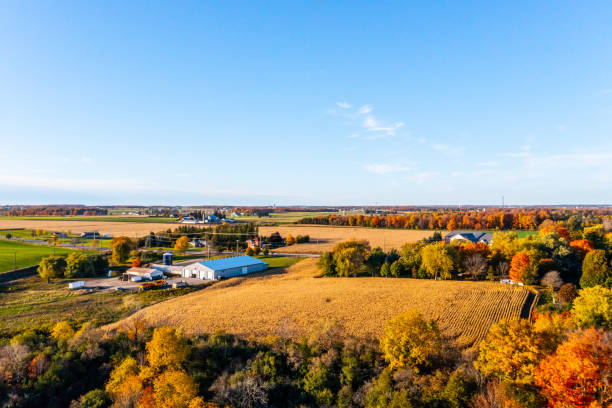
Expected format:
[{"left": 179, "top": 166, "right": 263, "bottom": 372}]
[
  {"left": 131, "top": 257, "right": 142, "bottom": 268},
  {"left": 535, "top": 328, "right": 611, "bottom": 408}
]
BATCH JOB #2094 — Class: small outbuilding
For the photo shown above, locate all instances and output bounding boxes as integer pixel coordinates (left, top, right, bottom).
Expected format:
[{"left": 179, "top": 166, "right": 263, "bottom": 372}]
[
  {"left": 182, "top": 255, "right": 268, "bottom": 280},
  {"left": 125, "top": 267, "right": 165, "bottom": 281}
]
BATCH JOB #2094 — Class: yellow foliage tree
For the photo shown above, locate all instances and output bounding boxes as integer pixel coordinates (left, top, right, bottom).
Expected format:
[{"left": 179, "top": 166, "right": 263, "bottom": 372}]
[
  {"left": 380, "top": 310, "right": 442, "bottom": 372},
  {"left": 285, "top": 233, "right": 296, "bottom": 245},
  {"left": 112, "top": 374, "right": 143, "bottom": 407},
  {"left": 174, "top": 236, "right": 190, "bottom": 255},
  {"left": 420, "top": 242, "right": 454, "bottom": 280},
  {"left": 50, "top": 321, "right": 74, "bottom": 341},
  {"left": 111, "top": 236, "right": 133, "bottom": 264},
  {"left": 146, "top": 327, "right": 190, "bottom": 372},
  {"left": 490, "top": 231, "right": 520, "bottom": 261},
  {"left": 105, "top": 356, "right": 140, "bottom": 396},
  {"left": 152, "top": 369, "right": 199, "bottom": 408},
  {"left": 474, "top": 314, "right": 570, "bottom": 385}
]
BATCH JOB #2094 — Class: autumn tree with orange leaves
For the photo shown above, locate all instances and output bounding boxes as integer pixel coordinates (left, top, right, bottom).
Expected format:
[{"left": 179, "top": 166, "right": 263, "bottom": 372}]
[
  {"left": 535, "top": 328, "right": 611, "bottom": 408},
  {"left": 509, "top": 252, "right": 530, "bottom": 283},
  {"left": 570, "top": 239, "right": 594, "bottom": 259}
]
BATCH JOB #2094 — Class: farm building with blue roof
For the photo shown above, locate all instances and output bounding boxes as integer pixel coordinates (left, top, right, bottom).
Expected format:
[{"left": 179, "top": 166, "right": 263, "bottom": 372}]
[{"left": 182, "top": 255, "right": 268, "bottom": 280}]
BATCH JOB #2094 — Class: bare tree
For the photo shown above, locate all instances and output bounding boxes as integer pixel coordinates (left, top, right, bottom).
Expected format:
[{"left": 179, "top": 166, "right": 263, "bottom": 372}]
[
  {"left": 464, "top": 254, "right": 487, "bottom": 280},
  {"left": 0, "top": 344, "right": 30, "bottom": 384},
  {"left": 541, "top": 271, "right": 563, "bottom": 290},
  {"left": 495, "top": 262, "right": 509, "bottom": 279}
]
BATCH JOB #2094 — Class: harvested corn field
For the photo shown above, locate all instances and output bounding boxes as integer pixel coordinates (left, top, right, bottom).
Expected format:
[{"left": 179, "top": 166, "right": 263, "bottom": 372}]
[
  {"left": 0, "top": 219, "right": 173, "bottom": 237},
  {"left": 260, "top": 225, "right": 442, "bottom": 254},
  {"left": 108, "top": 258, "right": 534, "bottom": 348}
]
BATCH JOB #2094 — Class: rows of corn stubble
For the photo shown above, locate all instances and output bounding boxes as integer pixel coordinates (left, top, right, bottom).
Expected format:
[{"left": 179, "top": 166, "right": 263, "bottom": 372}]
[{"left": 107, "top": 259, "right": 532, "bottom": 348}]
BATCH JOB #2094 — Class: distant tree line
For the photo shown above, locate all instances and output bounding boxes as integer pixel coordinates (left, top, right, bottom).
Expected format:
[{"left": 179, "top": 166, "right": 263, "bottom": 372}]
[
  {"left": 1, "top": 206, "right": 109, "bottom": 216},
  {"left": 298, "top": 209, "right": 611, "bottom": 232}
]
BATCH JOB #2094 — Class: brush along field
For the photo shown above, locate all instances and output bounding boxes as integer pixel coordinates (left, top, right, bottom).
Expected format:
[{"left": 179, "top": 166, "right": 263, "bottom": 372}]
[
  {"left": 108, "top": 259, "right": 533, "bottom": 348},
  {"left": 260, "top": 225, "right": 444, "bottom": 254},
  {"left": 0, "top": 220, "right": 174, "bottom": 237}
]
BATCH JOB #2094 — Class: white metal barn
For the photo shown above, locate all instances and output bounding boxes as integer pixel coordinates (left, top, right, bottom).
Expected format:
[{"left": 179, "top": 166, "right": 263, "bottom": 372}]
[{"left": 182, "top": 255, "right": 268, "bottom": 280}]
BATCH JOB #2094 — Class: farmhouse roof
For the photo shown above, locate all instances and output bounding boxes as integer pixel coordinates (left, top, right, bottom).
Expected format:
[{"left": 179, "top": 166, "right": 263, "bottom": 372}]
[
  {"left": 198, "top": 255, "right": 267, "bottom": 271},
  {"left": 446, "top": 231, "right": 494, "bottom": 244}
]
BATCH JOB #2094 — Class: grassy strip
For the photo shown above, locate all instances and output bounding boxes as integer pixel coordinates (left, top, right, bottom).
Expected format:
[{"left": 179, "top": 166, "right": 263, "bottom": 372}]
[{"left": 0, "top": 276, "right": 205, "bottom": 340}]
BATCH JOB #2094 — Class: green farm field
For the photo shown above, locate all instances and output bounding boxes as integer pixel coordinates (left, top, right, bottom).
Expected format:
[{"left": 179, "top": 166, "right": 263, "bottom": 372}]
[
  {"left": 0, "top": 229, "right": 112, "bottom": 248},
  {"left": 0, "top": 239, "right": 85, "bottom": 273}
]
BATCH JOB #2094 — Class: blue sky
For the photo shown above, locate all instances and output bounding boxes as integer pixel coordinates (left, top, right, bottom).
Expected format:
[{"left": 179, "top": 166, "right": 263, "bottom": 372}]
[{"left": 1, "top": 1, "right": 611, "bottom": 206}]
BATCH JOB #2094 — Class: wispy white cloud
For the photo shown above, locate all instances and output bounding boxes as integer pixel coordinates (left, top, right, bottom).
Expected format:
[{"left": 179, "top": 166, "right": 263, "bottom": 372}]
[
  {"left": 364, "top": 163, "right": 413, "bottom": 175},
  {"left": 358, "top": 105, "right": 373, "bottom": 114},
  {"left": 362, "top": 115, "right": 404, "bottom": 137},
  {"left": 330, "top": 101, "right": 407, "bottom": 139}
]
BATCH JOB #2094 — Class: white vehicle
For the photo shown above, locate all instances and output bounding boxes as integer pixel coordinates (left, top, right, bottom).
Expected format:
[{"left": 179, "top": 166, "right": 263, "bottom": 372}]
[
  {"left": 130, "top": 276, "right": 143, "bottom": 282},
  {"left": 68, "top": 281, "right": 85, "bottom": 289}
]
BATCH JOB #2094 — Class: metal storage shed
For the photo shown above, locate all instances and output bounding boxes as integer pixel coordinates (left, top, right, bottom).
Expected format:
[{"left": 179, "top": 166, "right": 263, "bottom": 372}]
[{"left": 182, "top": 255, "right": 268, "bottom": 280}]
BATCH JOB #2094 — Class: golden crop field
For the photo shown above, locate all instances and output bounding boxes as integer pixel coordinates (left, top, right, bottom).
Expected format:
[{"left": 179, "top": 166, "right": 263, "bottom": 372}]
[
  {"left": 108, "top": 259, "right": 534, "bottom": 348},
  {"left": 0, "top": 220, "right": 172, "bottom": 237},
  {"left": 260, "top": 225, "right": 444, "bottom": 254}
]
